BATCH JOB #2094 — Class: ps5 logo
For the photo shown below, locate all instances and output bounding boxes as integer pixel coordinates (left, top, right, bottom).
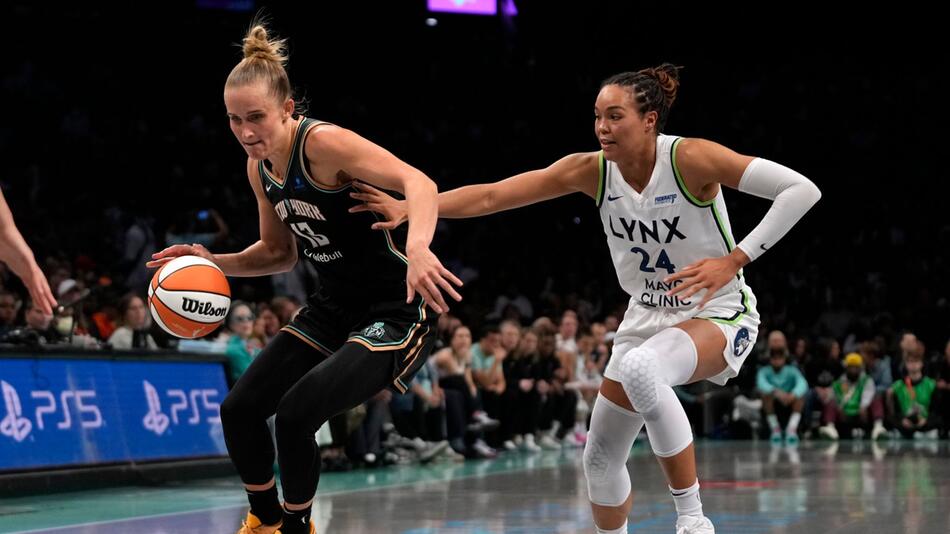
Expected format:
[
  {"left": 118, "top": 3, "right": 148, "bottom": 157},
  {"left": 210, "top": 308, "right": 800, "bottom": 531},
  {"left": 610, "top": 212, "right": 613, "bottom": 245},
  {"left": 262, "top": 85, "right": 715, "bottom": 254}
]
[
  {"left": 1, "top": 381, "right": 31, "bottom": 442},
  {"left": 141, "top": 380, "right": 222, "bottom": 436},
  {"left": 0, "top": 381, "right": 103, "bottom": 442},
  {"left": 142, "top": 381, "right": 170, "bottom": 435}
]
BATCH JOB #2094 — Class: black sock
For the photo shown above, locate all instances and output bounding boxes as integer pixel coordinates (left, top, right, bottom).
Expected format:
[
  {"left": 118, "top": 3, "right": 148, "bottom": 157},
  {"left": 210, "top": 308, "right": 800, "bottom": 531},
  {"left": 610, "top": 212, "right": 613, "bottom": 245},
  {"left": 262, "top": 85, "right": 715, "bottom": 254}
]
[
  {"left": 245, "top": 485, "right": 282, "bottom": 525},
  {"left": 280, "top": 504, "right": 313, "bottom": 533}
]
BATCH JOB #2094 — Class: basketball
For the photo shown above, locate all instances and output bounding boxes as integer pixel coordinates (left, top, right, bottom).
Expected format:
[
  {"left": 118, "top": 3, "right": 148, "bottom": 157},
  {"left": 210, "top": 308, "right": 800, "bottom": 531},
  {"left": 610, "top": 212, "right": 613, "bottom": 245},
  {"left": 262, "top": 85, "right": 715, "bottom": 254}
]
[{"left": 148, "top": 255, "right": 231, "bottom": 339}]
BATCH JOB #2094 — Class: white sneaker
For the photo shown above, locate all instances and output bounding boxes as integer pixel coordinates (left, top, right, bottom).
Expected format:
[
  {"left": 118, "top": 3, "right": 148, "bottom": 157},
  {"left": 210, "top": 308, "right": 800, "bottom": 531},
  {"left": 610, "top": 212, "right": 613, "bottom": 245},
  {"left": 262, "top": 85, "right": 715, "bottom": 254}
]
[
  {"left": 467, "top": 411, "right": 500, "bottom": 432},
  {"left": 871, "top": 421, "right": 886, "bottom": 441},
  {"left": 522, "top": 434, "right": 542, "bottom": 452},
  {"left": 503, "top": 440, "right": 517, "bottom": 451},
  {"left": 473, "top": 410, "right": 499, "bottom": 426},
  {"left": 513, "top": 434, "right": 524, "bottom": 447},
  {"left": 441, "top": 446, "right": 466, "bottom": 462},
  {"left": 852, "top": 427, "right": 865, "bottom": 439},
  {"left": 676, "top": 515, "right": 715, "bottom": 533},
  {"left": 472, "top": 438, "right": 497, "bottom": 458},
  {"left": 818, "top": 424, "right": 839, "bottom": 440},
  {"left": 538, "top": 434, "right": 561, "bottom": 450}
]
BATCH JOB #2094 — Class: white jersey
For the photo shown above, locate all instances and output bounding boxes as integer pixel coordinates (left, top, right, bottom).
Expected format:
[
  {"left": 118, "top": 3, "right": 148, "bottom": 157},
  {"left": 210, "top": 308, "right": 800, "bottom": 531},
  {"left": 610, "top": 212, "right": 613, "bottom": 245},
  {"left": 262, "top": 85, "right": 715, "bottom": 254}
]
[{"left": 597, "top": 134, "right": 753, "bottom": 318}]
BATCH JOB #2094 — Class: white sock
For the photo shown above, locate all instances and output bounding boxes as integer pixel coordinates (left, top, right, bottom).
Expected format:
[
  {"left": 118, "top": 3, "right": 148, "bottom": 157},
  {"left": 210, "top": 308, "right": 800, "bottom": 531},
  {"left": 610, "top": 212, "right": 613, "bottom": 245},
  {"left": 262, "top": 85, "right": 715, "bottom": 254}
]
[
  {"left": 670, "top": 479, "right": 703, "bottom": 518},
  {"left": 595, "top": 520, "right": 627, "bottom": 534},
  {"left": 767, "top": 414, "right": 780, "bottom": 432},
  {"left": 786, "top": 412, "right": 801, "bottom": 434}
]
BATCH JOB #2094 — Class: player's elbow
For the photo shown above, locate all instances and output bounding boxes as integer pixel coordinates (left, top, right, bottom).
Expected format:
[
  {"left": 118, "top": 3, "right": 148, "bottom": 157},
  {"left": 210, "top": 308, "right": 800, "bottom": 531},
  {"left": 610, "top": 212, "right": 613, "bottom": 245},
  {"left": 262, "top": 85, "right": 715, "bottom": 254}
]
[
  {"left": 405, "top": 172, "right": 437, "bottom": 198},
  {"left": 272, "top": 241, "right": 297, "bottom": 273}
]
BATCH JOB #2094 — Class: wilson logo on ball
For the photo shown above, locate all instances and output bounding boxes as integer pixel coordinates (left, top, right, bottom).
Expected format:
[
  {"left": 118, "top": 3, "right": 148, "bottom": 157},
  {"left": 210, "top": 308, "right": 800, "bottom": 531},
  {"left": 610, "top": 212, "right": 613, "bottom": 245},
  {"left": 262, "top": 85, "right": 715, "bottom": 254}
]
[{"left": 181, "top": 297, "right": 228, "bottom": 317}]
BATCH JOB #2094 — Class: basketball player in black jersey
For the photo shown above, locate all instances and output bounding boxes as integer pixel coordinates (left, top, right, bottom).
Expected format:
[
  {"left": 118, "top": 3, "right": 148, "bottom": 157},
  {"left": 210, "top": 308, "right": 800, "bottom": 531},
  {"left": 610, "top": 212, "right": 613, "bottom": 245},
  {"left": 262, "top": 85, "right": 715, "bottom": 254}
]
[{"left": 148, "top": 20, "right": 462, "bottom": 534}]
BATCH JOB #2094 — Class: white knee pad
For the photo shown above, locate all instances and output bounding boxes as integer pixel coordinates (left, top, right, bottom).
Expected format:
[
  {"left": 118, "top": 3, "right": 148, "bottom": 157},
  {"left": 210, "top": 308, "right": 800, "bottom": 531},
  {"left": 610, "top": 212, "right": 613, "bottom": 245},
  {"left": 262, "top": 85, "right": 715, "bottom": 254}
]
[
  {"left": 584, "top": 394, "right": 645, "bottom": 506},
  {"left": 616, "top": 346, "right": 660, "bottom": 416},
  {"left": 643, "top": 384, "right": 694, "bottom": 457},
  {"left": 615, "top": 328, "right": 698, "bottom": 417}
]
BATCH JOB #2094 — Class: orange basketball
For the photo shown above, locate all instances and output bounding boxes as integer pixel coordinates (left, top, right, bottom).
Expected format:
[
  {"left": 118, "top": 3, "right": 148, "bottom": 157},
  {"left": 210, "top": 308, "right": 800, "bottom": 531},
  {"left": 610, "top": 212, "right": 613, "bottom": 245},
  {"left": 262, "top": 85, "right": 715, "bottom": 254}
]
[{"left": 148, "top": 255, "right": 231, "bottom": 339}]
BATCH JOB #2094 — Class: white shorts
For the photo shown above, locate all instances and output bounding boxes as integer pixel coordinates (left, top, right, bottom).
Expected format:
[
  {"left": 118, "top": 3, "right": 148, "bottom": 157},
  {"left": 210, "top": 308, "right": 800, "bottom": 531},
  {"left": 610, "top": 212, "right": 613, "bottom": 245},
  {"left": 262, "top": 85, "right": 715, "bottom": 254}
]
[{"left": 604, "top": 287, "right": 760, "bottom": 386}]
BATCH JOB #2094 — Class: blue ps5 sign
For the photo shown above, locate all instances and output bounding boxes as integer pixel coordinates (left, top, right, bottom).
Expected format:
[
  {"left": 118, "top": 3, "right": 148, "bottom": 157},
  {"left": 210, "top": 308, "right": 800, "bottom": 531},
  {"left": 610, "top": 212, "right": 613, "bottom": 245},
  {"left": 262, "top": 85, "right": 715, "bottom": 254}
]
[{"left": 0, "top": 358, "right": 229, "bottom": 471}]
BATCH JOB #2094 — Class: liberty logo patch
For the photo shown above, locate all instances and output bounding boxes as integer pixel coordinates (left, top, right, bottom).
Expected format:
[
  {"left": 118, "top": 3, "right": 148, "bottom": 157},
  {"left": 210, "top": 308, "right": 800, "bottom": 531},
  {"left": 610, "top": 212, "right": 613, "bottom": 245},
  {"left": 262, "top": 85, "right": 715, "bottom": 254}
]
[
  {"left": 733, "top": 328, "right": 751, "bottom": 357},
  {"left": 362, "top": 322, "right": 386, "bottom": 339},
  {"left": 654, "top": 193, "right": 677, "bottom": 206}
]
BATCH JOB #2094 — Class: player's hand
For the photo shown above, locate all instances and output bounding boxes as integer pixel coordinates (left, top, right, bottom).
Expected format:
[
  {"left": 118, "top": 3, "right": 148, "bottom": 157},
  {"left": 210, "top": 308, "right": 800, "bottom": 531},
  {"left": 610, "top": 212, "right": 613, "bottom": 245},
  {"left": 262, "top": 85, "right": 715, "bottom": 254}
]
[
  {"left": 348, "top": 182, "right": 408, "bottom": 230},
  {"left": 519, "top": 379, "right": 534, "bottom": 392},
  {"left": 664, "top": 251, "right": 747, "bottom": 309},
  {"left": 16, "top": 259, "right": 57, "bottom": 316},
  {"left": 405, "top": 246, "right": 462, "bottom": 314},
  {"left": 147, "top": 243, "right": 215, "bottom": 269},
  {"left": 20, "top": 261, "right": 57, "bottom": 316}
]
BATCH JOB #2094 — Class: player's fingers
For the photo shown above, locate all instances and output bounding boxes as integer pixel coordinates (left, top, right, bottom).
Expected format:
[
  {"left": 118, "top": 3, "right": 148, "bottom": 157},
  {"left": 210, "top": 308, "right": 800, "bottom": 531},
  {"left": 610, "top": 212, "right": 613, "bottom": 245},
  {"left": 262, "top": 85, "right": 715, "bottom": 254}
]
[
  {"left": 371, "top": 220, "right": 400, "bottom": 230},
  {"left": 440, "top": 267, "right": 464, "bottom": 287},
  {"left": 434, "top": 274, "right": 463, "bottom": 302},
  {"left": 423, "top": 277, "right": 448, "bottom": 313}
]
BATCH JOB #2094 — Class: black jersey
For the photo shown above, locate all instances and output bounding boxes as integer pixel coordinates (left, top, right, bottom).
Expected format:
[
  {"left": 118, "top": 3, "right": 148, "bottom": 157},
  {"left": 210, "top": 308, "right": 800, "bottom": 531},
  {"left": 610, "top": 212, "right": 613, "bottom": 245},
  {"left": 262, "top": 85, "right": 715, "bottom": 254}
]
[{"left": 259, "top": 118, "right": 408, "bottom": 302}]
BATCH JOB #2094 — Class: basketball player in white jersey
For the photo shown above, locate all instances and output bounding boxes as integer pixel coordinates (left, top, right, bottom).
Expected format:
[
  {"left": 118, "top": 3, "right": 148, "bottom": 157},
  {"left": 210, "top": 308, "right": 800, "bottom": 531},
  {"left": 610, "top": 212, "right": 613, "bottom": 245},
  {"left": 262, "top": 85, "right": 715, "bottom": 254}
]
[{"left": 352, "top": 63, "right": 820, "bottom": 533}]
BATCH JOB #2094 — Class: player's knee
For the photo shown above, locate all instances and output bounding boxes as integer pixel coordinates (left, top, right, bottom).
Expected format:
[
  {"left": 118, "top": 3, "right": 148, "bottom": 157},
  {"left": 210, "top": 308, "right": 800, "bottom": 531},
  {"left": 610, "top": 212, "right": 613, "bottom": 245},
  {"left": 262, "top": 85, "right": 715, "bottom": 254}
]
[
  {"left": 583, "top": 429, "right": 631, "bottom": 507},
  {"left": 220, "top": 388, "right": 258, "bottom": 427},
  {"left": 275, "top": 392, "right": 324, "bottom": 435},
  {"left": 616, "top": 346, "right": 661, "bottom": 416}
]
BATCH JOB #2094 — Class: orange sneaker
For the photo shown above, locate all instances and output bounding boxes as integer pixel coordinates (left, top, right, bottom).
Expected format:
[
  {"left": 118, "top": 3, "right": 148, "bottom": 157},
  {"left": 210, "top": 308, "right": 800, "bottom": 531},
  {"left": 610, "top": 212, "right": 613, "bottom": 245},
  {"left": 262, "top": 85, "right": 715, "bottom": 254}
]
[{"left": 236, "top": 510, "right": 282, "bottom": 534}]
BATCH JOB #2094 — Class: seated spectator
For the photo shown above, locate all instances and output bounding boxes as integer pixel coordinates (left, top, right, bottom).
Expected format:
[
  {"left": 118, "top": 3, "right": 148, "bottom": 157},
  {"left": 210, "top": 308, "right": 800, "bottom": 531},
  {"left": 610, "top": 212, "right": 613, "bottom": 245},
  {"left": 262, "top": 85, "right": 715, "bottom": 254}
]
[
  {"left": 819, "top": 353, "right": 882, "bottom": 440},
  {"left": 0, "top": 288, "right": 22, "bottom": 336},
  {"left": 107, "top": 293, "right": 157, "bottom": 350},
  {"left": 564, "top": 330, "right": 602, "bottom": 440},
  {"left": 501, "top": 329, "right": 542, "bottom": 452},
  {"left": 254, "top": 303, "right": 281, "bottom": 343},
  {"left": 23, "top": 298, "right": 56, "bottom": 339},
  {"left": 390, "top": 357, "right": 447, "bottom": 446},
  {"left": 535, "top": 325, "right": 579, "bottom": 448},
  {"left": 433, "top": 325, "right": 497, "bottom": 458},
  {"left": 470, "top": 323, "right": 507, "bottom": 425},
  {"left": 220, "top": 301, "right": 263, "bottom": 383},
  {"left": 887, "top": 349, "right": 938, "bottom": 439},
  {"left": 555, "top": 310, "right": 579, "bottom": 356},
  {"left": 756, "top": 335, "right": 808, "bottom": 445}
]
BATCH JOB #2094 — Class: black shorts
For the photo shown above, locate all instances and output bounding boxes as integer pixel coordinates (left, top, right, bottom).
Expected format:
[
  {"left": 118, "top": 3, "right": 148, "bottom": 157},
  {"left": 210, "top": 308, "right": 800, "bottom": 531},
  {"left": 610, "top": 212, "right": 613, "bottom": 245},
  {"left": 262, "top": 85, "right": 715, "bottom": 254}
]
[{"left": 280, "top": 295, "right": 438, "bottom": 393}]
